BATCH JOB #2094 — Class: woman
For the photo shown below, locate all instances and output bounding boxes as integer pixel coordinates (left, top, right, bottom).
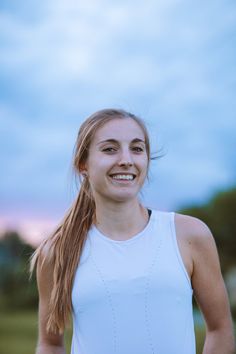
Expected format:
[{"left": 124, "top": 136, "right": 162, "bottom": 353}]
[{"left": 31, "top": 108, "right": 235, "bottom": 354}]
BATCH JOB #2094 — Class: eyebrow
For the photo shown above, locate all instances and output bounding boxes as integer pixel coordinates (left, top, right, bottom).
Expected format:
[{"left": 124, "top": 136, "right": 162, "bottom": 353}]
[{"left": 97, "top": 138, "right": 145, "bottom": 145}]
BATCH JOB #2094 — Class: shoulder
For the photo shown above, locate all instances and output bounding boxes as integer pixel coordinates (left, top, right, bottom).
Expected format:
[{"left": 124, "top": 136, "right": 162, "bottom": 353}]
[
  {"left": 174, "top": 212, "right": 218, "bottom": 260},
  {"left": 174, "top": 212, "right": 213, "bottom": 241}
]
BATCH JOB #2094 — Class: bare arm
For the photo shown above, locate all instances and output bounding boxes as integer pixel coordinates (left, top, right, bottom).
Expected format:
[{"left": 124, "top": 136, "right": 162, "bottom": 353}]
[
  {"left": 189, "top": 218, "right": 235, "bottom": 354},
  {"left": 35, "top": 252, "right": 66, "bottom": 354}
]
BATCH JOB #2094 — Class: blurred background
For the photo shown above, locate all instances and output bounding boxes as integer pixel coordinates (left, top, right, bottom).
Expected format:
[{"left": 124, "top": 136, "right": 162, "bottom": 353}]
[{"left": 0, "top": 0, "right": 235, "bottom": 353}]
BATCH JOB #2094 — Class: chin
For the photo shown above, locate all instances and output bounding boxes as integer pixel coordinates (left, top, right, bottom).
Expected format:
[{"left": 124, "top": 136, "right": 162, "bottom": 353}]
[{"left": 107, "top": 192, "right": 139, "bottom": 203}]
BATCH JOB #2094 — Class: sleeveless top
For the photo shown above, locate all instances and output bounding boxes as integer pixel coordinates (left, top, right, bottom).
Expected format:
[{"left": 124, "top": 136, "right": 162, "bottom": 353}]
[{"left": 71, "top": 209, "right": 196, "bottom": 354}]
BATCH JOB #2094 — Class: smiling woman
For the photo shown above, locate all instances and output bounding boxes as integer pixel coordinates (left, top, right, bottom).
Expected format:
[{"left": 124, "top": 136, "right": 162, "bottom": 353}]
[
  {"left": 30, "top": 108, "right": 235, "bottom": 354},
  {"left": 82, "top": 118, "right": 149, "bottom": 205}
]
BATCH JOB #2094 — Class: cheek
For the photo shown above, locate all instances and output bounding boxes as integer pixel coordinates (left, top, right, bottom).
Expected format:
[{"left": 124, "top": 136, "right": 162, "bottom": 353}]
[
  {"left": 87, "top": 157, "right": 109, "bottom": 181},
  {"left": 139, "top": 156, "right": 149, "bottom": 170},
  {"left": 141, "top": 162, "right": 149, "bottom": 180}
]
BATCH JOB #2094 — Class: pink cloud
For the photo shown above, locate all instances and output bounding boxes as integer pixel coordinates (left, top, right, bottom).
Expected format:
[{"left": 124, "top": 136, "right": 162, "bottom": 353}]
[{"left": 0, "top": 214, "right": 59, "bottom": 247}]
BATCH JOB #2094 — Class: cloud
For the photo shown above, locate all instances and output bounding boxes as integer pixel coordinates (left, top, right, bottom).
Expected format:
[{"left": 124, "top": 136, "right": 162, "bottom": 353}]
[{"left": 0, "top": 0, "right": 235, "bottom": 225}]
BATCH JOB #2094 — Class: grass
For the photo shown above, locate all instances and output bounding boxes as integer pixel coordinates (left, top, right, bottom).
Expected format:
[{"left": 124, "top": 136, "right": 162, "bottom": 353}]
[
  {"left": 0, "top": 310, "right": 205, "bottom": 354},
  {"left": 0, "top": 310, "right": 72, "bottom": 354},
  {"left": 0, "top": 310, "right": 38, "bottom": 354}
]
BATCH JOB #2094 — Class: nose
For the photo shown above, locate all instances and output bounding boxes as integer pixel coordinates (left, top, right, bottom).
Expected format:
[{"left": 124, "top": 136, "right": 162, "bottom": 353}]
[{"left": 118, "top": 148, "right": 133, "bottom": 167}]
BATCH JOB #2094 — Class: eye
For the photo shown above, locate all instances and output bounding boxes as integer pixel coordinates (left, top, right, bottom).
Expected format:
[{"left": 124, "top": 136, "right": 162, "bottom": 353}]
[
  {"left": 132, "top": 146, "right": 144, "bottom": 152},
  {"left": 102, "top": 147, "right": 117, "bottom": 152}
]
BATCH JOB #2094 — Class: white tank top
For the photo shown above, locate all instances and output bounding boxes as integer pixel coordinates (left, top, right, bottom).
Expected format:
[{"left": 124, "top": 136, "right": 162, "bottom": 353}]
[{"left": 71, "top": 209, "right": 196, "bottom": 354}]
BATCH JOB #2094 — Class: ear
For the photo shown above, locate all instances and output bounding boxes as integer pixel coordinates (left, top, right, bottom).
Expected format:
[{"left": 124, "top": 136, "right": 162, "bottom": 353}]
[{"left": 79, "top": 163, "right": 88, "bottom": 176}]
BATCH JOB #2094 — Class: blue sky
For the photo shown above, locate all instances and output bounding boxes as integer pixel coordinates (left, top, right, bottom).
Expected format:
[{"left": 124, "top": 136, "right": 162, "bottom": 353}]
[{"left": 0, "top": 0, "right": 236, "bottom": 243}]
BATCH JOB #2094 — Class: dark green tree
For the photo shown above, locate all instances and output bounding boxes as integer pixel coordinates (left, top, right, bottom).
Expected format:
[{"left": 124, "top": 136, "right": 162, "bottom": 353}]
[
  {"left": 0, "top": 231, "right": 38, "bottom": 310},
  {"left": 178, "top": 186, "right": 236, "bottom": 274}
]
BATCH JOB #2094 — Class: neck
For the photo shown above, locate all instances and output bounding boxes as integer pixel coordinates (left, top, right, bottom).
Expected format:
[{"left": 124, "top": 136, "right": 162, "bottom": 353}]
[{"left": 94, "top": 199, "right": 149, "bottom": 241}]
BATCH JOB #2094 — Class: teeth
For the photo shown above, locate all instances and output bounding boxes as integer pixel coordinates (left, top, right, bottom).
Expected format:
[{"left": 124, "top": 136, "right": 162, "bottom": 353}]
[{"left": 112, "top": 174, "right": 134, "bottom": 180}]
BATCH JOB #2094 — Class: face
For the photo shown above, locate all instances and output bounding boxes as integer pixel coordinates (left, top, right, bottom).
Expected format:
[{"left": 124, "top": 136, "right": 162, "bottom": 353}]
[{"left": 82, "top": 118, "right": 149, "bottom": 204}]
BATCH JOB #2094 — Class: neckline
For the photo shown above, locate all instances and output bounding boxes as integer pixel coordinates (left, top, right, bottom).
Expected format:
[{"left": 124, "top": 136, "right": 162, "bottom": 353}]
[{"left": 91, "top": 209, "right": 154, "bottom": 245}]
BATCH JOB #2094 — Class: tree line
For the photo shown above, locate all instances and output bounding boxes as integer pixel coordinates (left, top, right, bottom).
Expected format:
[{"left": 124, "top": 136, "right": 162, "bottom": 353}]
[{"left": 0, "top": 186, "right": 235, "bottom": 316}]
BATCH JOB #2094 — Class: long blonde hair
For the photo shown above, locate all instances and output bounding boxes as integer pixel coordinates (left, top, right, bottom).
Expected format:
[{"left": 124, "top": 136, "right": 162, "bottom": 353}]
[{"left": 30, "top": 108, "right": 156, "bottom": 334}]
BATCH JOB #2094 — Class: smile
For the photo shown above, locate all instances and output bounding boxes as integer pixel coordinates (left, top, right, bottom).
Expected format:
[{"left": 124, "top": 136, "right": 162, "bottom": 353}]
[{"left": 110, "top": 174, "right": 136, "bottom": 181}]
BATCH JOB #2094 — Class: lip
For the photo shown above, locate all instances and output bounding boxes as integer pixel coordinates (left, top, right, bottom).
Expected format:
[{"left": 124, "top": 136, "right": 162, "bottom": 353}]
[
  {"left": 109, "top": 179, "right": 135, "bottom": 185},
  {"left": 108, "top": 174, "right": 136, "bottom": 184},
  {"left": 109, "top": 173, "right": 136, "bottom": 178}
]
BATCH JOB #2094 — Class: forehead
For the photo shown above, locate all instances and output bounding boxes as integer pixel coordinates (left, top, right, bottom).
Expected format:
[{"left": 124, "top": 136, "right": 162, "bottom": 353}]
[{"left": 92, "top": 118, "right": 145, "bottom": 143}]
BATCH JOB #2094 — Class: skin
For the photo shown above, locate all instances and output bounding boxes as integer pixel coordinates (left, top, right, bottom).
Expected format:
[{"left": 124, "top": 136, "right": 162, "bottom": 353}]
[{"left": 36, "top": 118, "right": 235, "bottom": 354}]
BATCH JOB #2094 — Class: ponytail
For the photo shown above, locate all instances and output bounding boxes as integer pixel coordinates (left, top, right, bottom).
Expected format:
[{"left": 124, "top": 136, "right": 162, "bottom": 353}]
[{"left": 30, "top": 178, "right": 95, "bottom": 333}]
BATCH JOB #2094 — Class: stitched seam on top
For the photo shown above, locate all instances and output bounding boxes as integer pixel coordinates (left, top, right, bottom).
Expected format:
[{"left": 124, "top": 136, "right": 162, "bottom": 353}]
[{"left": 90, "top": 255, "right": 118, "bottom": 353}]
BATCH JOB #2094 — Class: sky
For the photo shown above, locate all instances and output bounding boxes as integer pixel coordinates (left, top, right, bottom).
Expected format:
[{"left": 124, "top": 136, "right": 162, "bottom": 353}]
[{"left": 0, "top": 0, "right": 236, "bottom": 245}]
